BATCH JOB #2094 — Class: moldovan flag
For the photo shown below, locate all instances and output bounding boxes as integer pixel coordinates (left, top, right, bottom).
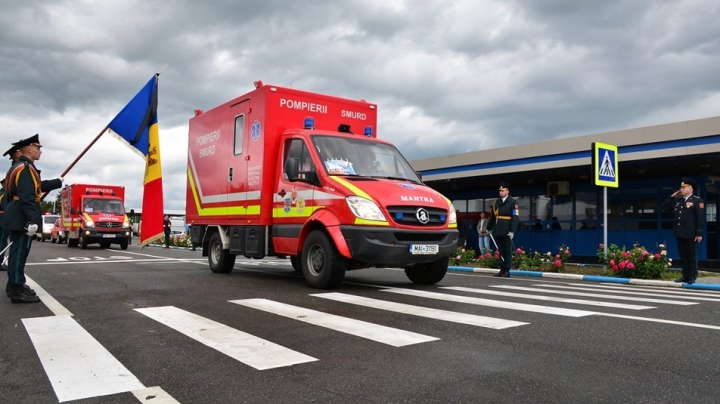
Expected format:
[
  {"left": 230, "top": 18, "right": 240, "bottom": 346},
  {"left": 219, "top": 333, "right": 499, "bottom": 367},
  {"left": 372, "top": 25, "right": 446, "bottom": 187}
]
[{"left": 107, "top": 74, "right": 165, "bottom": 248}]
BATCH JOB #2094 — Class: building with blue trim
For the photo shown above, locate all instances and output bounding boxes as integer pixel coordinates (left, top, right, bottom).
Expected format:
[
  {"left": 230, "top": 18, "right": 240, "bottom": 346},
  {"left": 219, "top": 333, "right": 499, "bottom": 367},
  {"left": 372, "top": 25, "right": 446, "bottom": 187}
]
[{"left": 411, "top": 116, "right": 720, "bottom": 266}]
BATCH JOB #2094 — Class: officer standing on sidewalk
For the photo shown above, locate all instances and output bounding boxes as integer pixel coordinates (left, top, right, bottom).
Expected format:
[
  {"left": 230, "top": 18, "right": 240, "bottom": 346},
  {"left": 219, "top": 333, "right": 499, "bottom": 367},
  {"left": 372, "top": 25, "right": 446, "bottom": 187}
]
[
  {"left": 0, "top": 145, "right": 21, "bottom": 271},
  {"left": 662, "top": 177, "right": 705, "bottom": 284},
  {"left": 4, "top": 134, "right": 62, "bottom": 303},
  {"left": 487, "top": 182, "right": 519, "bottom": 277}
]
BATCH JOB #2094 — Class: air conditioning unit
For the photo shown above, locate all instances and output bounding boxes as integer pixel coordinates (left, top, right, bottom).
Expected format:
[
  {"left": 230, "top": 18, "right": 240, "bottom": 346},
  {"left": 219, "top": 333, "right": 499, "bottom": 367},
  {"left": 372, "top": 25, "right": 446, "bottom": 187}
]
[{"left": 547, "top": 181, "right": 570, "bottom": 196}]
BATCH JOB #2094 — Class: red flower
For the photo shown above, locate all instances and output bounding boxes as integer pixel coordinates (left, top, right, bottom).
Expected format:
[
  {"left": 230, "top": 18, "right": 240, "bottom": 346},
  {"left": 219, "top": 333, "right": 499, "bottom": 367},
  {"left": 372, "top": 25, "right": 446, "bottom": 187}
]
[
  {"left": 627, "top": 262, "right": 635, "bottom": 269},
  {"left": 611, "top": 265, "right": 619, "bottom": 271},
  {"left": 554, "top": 260, "right": 562, "bottom": 267}
]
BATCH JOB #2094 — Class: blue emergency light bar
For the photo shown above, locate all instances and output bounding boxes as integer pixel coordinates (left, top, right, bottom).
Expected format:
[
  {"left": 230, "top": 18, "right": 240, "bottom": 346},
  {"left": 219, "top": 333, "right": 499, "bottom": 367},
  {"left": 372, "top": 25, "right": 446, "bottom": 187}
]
[
  {"left": 364, "top": 126, "right": 373, "bottom": 137},
  {"left": 304, "top": 117, "right": 315, "bottom": 129}
]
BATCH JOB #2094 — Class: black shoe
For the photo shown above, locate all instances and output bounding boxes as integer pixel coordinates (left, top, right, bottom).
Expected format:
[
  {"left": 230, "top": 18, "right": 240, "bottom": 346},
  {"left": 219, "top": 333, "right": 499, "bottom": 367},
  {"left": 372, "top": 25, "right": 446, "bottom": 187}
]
[
  {"left": 674, "top": 278, "right": 687, "bottom": 283},
  {"left": 686, "top": 279, "right": 696, "bottom": 284},
  {"left": 6, "top": 283, "right": 36, "bottom": 298},
  {"left": 493, "top": 270, "right": 504, "bottom": 277},
  {"left": 8, "top": 285, "right": 40, "bottom": 303},
  {"left": 500, "top": 271, "right": 510, "bottom": 278}
]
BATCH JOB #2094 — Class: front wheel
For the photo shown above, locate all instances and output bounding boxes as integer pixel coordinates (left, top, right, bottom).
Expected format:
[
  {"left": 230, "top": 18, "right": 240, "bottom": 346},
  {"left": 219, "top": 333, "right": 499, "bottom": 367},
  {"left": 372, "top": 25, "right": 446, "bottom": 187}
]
[
  {"left": 208, "top": 231, "right": 235, "bottom": 273},
  {"left": 120, "top": 239, "right": 128, "bottom": 250},
  {"left": 404, "top": 256, "right": 449, "bottom": 285},
  {"left": 80, "top": 235, "right": 88, "bottom": 249},
  {"left": 301, "top": 230, "right": 346, "bottom": 289}
]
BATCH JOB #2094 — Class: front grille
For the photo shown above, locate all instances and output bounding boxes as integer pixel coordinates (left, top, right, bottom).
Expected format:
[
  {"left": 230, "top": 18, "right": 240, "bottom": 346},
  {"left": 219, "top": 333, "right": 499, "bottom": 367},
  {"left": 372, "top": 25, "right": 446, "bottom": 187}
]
[
  {"left": 386, "top": 206, "right": 447, "bottom": 226},
  {"left": 96, "top": 222, "right": 122, "bottom": 229}
]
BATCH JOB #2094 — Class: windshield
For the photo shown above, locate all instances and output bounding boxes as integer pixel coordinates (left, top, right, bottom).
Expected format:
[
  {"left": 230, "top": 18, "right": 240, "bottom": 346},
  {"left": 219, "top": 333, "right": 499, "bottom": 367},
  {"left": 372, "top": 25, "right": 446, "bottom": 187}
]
[
  {"left": 83, "top": 198, "right": 126, "bottom": 215},
  {"left": 43, "top": 216, "right": 59, "bottom": 224},
  {"left": 311, "top": 135, "right": 420, "bottom": 182}
]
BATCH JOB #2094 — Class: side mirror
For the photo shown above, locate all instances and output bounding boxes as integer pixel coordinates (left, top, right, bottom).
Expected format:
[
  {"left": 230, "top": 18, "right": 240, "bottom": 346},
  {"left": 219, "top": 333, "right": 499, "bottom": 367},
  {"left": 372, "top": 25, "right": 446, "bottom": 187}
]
[{"left": 285, "top": 158, "right": 299, "bottom": 181}]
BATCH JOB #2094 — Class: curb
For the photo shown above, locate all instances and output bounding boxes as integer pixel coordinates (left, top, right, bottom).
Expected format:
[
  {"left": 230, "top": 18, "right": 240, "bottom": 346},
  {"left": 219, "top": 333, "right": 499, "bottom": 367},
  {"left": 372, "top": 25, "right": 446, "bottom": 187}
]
[{"left": 448, "top": 266, "right": 720, "bottom": 291}]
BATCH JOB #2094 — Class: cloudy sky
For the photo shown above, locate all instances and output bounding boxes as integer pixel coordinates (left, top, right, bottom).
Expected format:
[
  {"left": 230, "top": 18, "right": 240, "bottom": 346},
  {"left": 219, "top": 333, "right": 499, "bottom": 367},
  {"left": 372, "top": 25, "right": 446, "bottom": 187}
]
[{"left": 2, "top": 0, "right": 719, "bottom": 211}]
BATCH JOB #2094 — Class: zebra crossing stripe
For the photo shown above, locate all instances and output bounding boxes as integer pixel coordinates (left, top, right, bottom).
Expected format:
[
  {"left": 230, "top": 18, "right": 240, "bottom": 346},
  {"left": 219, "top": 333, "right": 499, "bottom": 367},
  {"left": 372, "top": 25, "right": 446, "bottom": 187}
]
[
  {"left": 441, "top": 286, "right": 655, "bottom": 310},
  {"left": 231, "top": 298, "right": 438, "bottom": 347},
  {"left": 381, "top": 288, "right": 597, "bottom": 317},
  {"left": 561, "top": 283, "right": 720, "bottom": 302},
  {"left": 311, "top": 292, "right": 528, "bottom": 329},
  {"left": 498, "top": 285, "right": 698, "bottom": 305},
  {"left": 22, "top": 315, "right": 145, "bottom": 403},
  {"left": 135, "top": 306, "right": 317, "bottom": 370}
]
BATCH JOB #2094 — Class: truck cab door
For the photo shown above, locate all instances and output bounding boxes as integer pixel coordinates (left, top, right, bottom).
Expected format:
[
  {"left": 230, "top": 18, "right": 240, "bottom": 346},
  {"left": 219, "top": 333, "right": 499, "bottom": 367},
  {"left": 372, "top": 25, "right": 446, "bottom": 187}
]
[{"left": 274, "top": 138, "right": 318, "bottom": 253}]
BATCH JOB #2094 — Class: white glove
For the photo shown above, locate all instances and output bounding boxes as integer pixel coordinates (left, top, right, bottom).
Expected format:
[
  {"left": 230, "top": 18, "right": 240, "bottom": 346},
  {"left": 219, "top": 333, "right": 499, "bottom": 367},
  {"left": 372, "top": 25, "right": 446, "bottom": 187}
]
[
  {"left": 25, "top": 223, "right": 38, "bottom": 236},
  {"left": 508, "top": 232, "right": 514, "bottom": 240}
]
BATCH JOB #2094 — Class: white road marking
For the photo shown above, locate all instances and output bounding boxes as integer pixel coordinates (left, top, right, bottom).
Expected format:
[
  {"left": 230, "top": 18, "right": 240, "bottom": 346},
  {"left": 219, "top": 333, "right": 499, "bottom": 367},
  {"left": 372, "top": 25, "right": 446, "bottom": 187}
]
[
  {"left": 598, "top": 313, "right": 720, "bottom": 330},
  {"left": 22, "top": 315, "right": 145, "bottom": 403},
  {"left": 311, "top": 292, "right": 528, "bottom": 329},
  {"left": 441, "top": 286, "right": 655, "bottom": 310},
  {"left": 382, "top": 288, "right": 597, "bottom": 317},
  {"left": 231, "top": 298, "right": 438, "bottom": 347},
  {"left": 565, "top": 282, "right": 720, "bottom": 301},
  {"left": 135, "top": 306, "right": 317, "bottom": 370},
  {"left": 493, "top": 285, "right": 697, "bottom": 305},
  {"left": 25, "top": 275, "right": 73, "bottom": 316},
  {"left": 132, "top": 386, "right": 181, "bottom": 404}
]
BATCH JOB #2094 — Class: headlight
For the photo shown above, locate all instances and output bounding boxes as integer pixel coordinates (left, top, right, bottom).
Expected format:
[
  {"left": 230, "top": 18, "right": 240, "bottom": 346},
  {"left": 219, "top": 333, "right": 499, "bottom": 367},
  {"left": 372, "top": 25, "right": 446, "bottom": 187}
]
[
  {"left": 123, "top": 219, "right": 130, "bottom": 228},
  {"left": 84, "top": 219, "right": 95, "bottom": 227},
  {"left": 448, "top": 203, "right": 457, "bottom": 224},
  {"left": 346, "top": 196, "right": 387, "bottom": 222}
]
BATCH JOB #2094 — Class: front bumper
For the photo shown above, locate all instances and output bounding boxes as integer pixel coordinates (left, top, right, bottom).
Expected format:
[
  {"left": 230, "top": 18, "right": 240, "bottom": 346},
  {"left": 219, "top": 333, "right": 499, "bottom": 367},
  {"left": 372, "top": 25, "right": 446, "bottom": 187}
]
[
  {"left": 340, "top": 225, "right": 459, "bottom": 267},
  {"left": 82, "top": 229, "right": 131, "bottom": 243}
]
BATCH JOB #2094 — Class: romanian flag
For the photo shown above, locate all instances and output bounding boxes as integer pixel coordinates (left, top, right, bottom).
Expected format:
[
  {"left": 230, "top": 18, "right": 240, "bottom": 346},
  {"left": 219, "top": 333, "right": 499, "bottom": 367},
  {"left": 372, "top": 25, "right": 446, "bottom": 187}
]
[{"left": 107, "top": 74, "right": 164, "bottom": 247}]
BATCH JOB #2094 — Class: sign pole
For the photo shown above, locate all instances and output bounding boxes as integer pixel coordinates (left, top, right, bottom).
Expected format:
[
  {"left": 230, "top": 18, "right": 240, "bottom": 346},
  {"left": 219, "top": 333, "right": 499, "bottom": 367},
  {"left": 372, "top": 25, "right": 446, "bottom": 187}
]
[{"left": 603, "top": 186, "right": 608, "bottom": 274}]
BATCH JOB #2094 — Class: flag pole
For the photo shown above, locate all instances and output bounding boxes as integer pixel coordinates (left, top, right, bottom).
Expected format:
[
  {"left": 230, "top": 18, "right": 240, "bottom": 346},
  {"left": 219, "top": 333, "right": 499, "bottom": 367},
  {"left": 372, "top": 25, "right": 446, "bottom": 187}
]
[{"left": 40, "top": 124, "right": 109, "bottom": 201}]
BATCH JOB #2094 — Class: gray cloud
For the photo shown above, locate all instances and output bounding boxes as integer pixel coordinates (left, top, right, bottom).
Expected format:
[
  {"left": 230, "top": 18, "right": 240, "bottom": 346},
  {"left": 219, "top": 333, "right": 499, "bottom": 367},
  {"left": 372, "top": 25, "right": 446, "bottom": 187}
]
[{"left": 2, "top": 0, "right": 719, "bottom": 212}]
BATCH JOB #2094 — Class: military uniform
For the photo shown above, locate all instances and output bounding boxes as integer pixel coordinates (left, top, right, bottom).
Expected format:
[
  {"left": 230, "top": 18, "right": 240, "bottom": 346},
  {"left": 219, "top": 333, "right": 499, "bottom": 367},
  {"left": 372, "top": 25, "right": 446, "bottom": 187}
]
[
  {"left": 487, "top": 182, "right": 520, "bottom": 277},
  {"left": 0, "top": 144, "right": 19, "bottom": 271},
  {"left": 4, "top": 135, "right": 61, "bottom": 303},
  {"left": 662, "top": 177, "right": 705, "bottom": 284}
]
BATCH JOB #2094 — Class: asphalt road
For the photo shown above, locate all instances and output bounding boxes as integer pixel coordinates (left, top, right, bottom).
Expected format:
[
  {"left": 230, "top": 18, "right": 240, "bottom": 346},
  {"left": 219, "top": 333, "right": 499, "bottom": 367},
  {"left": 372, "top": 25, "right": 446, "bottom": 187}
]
[{"left": 2, "top": 240, "right": 720, "bottom": 404}]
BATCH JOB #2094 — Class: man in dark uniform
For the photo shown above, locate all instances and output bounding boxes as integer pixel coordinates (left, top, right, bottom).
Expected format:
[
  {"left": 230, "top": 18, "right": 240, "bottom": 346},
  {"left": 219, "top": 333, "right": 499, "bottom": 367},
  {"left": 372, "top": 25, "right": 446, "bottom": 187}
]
[
  {"left": 163, "top": 215, "right": 171, "bottom": 248},
  {"left": 662, "top": 177, "right": 705, "bottom": 284},
  {"left": 4, "top": 134, "right": 62, "bottom": 303},
  {"left": 0, "top": 145, "right": 21, "bottom": 271},
  {"left": 486, "top": 182, "right": 519, "bottom": 277}
]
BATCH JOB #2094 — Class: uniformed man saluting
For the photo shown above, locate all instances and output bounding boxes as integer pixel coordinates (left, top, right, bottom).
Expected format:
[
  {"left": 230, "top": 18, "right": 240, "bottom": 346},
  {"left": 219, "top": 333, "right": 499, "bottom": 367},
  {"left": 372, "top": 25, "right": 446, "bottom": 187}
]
[
  {"left": 4, "top": 134, "right": 62, "bottom": 303},
  {"left": 662, "top": 177, "right": 705, "bottom": 284},
  {"left": 486, "top": 182, "right": 519, "bottom": 277}
]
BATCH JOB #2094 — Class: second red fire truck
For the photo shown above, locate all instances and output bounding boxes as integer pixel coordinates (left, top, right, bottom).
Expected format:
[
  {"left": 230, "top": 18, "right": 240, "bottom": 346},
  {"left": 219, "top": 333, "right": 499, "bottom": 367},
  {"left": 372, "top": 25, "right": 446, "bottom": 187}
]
[{"left": 186, "top": 81, "right": 459, "bottom": 289}]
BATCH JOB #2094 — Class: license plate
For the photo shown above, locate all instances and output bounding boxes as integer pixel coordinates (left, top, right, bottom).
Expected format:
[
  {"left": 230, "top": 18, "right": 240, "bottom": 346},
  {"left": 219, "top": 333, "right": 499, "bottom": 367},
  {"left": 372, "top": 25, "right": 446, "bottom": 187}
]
[
  {"left": 102, "top": 234, "right": 116, "bottom": 238},
  {"left": 409, "top": 244, "right": 439, "bottom": 255}
]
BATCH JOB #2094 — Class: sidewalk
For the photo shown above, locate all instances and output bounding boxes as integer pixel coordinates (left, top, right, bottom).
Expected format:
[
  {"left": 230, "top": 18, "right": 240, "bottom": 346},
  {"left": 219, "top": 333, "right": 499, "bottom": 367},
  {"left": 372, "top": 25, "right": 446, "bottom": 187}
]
[{"left": 448, "top": 265, "right": 720, "bottom": 291}]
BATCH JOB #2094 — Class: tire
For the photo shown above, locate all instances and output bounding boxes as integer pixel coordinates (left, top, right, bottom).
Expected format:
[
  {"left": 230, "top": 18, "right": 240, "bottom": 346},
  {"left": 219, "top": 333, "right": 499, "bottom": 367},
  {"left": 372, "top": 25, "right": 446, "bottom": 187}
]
[
  {"left": 51, "top": 236, "right": 56, "bottom": 244},
  {"left": 208, "top": 232, "right": 235, "bottom": 273},
  {"left": 301, "top": 230, "right": 346, "bottom": 289},
  {"left": 68, "top": 238, "right": 78, "bottom": 248},
  {"left": 80, "top": 235, "right": 88, "bottom": 250},
  {"left": 290, "top": 256, "right": 302, "bottom": 274},
  {"left": 120, "top": 239, "right": 128, "bottom": 250},
  {"left": 404, "top": 256, "right": 449, "bottom": 285}
]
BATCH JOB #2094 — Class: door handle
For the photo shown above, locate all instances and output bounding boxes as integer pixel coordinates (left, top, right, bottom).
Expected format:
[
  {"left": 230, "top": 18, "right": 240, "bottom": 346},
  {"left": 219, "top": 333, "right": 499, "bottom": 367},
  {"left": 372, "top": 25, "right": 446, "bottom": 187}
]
[{"left": 228, "top": 167, "right": 233, "bottom": 182}]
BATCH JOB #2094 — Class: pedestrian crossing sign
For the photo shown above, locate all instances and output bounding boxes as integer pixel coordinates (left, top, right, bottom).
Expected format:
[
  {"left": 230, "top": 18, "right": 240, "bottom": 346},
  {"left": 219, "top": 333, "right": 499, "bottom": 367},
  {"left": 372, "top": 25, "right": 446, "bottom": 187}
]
[{"left": 592, "top": 142, "right": 619, "bottom": 187}]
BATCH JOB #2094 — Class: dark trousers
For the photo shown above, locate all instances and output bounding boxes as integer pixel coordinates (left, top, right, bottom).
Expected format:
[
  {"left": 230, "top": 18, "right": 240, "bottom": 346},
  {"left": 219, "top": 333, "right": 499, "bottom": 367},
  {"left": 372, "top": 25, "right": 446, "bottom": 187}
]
[
  {"left": 0, "top": 227, "right": 7, "bottom": 258},
  {"left": 676, "top": 237, "right": 698, "bottom": 281},
  {"left": 495, "top": 234, "right": 513, "bottom": 271},
  {"left": 164, "top": 230, "right": 171, "bottom": 247},
  {"left": 7, "top": 231, "right": 31, "bottom": 286}
]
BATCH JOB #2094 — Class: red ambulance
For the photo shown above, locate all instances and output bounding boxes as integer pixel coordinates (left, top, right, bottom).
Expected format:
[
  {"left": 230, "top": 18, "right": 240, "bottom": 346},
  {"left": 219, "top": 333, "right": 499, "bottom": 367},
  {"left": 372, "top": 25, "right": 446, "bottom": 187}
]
[
  {"left": 186, "top": 81, "right": 459, "bottom": 288},
  {"left": 60, "top": 183, "right": 132, "bottom": 250}
]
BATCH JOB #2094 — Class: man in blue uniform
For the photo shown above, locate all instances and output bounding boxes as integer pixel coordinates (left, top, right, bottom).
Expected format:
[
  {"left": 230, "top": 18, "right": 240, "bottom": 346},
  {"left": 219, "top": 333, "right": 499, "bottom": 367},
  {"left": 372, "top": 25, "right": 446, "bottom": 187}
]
[
  {"left": 487, "top": 182, "right": 519, "bottom": 277},
  {"left": 662, "top": 177, "right": 705, "bottom": 284},
  {"left": 4, "top": 134, "right": 62, "bottom": 303}
]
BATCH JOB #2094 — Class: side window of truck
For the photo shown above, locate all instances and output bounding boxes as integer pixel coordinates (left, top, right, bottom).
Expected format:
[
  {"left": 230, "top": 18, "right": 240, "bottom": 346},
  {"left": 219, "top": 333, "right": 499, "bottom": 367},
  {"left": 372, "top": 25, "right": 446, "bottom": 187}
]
[
  {"left": 284, "top": 139, "right": 315, "bottom": 179},
  {"left": 234, "top": 115, "right": 244, "bottom": 155}
]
